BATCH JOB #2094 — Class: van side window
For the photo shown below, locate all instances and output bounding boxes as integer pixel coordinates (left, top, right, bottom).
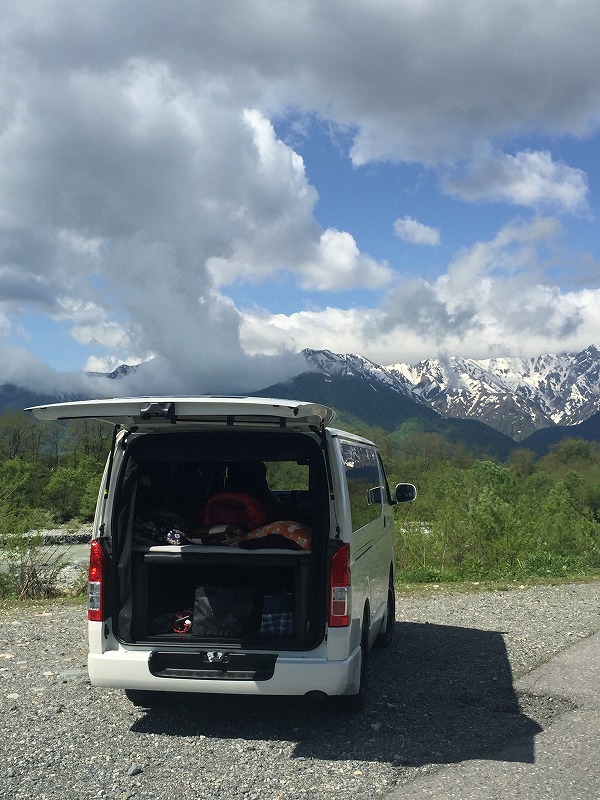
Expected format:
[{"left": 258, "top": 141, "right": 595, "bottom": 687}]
[
  {"left": 377, "top": 452, "right": 394, "bottom": 505},
  {"left": 340, "top": 442, "right": 383, "bottom": 532}
]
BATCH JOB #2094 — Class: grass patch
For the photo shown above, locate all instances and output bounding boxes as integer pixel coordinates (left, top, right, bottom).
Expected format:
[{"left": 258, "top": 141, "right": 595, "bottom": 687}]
[
  {"left": 0, "top": 593, "right": 87, "bottom": 612},
  {"left": 395, "top": 547, "right": 600, "bottom": 586},
  {"left": 394, "top": 572, "right": 600, "bottom": 595}
]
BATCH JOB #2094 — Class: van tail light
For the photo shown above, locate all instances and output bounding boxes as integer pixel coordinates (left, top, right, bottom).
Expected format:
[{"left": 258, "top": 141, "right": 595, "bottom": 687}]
[
  {"left": 329, "top": 543, "right": 351, "bottom": 627},
  {"left": 88, "top": 540, "right": 105, "bottom": 622}
]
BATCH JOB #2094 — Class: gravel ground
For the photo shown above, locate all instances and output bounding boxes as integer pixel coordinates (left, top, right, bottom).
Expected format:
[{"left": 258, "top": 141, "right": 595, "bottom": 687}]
[{"left": 1, "top": 581, "right": 599, "bottom": 800}]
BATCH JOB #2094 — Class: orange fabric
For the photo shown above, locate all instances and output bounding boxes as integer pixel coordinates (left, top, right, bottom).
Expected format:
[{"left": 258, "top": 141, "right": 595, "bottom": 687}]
[{"left": 243, "top": 520, "right": 312, "bottom": 550}]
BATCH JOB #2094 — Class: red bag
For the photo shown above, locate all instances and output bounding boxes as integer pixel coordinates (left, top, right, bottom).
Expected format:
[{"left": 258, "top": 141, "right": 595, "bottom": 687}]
[{"left": 202, "top": 492, "right": 268, "bottom": 531}]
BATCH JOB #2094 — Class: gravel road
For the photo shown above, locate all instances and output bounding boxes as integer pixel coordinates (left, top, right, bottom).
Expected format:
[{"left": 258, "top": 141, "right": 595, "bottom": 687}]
[{"left": 1, "top": 581, "right": 599, "bottom": 800}]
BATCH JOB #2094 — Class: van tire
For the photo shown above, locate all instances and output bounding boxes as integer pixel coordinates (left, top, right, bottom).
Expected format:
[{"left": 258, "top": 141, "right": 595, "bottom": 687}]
[
  {"left": 124, "top": 689, "right": 163, "bottom": 708},
  {"left": 374, "top": 581, "right": 395, "bottom": 649},
  {"left": 336, "top": 610, "right": 369, "bottom": 713}
]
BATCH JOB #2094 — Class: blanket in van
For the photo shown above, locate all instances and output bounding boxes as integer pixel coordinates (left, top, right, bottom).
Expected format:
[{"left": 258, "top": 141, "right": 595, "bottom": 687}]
[
  {"left": 239, "top": 520, "right": 312, "bottom": 551},
  {"left": 131, "top": 495, "right": 311, "bottom": 551}
]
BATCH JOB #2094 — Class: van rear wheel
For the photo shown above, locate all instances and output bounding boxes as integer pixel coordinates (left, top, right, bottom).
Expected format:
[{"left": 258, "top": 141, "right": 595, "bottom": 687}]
[
  {"left": 335, "top": 612, "right": 369, "bottom": 712},
  {"left": 374, "top": 582, "right": 396, "bottom": 649},
  {"left": 124, "top": 689, "right": 163, "bottom": 708}
]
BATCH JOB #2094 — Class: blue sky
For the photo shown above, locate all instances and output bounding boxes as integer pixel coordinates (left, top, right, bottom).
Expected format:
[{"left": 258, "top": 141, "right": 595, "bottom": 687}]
[{"left": 1, "top": 1, "right": 599, "bottom": 396}]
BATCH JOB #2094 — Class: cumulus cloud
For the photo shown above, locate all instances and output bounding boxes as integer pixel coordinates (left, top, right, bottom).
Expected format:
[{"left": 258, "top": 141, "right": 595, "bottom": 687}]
[
  {"left": 207, "top": 111, "right": 391, "bottom": 291},
  {"left": 0, "top": 20, "right": 373, "bottom": 393},
  {"left": 0, "top": 1, "right": 599, "bottom": 393},
  {"left": 6, "top": 3, "right": 600, "bottom": 168},
  {"left": 327, "top": 2, "right": 600, "bottom": 165},
  {"left": 442, "top": 150, "right": 589, "bottom": 212},
  {"left": 386, "top": 216, "right": 600, "bottom": 359},
  {"left": 241, "top": 306, "right": 373, "bottom": 357},
  {"left": 393, "top": 216, "right": 441, "bottom": 246},
  {"left": 298, "top": 229, "right": 392, "bottom": 290},
  {"left": 242, "top": 217, "right": 600, "bottom": 363}
]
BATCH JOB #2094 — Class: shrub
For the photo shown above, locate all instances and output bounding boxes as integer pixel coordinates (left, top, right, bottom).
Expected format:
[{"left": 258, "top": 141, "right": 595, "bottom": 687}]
[{"left": 395, "top": 459, "right": 600, "bottom": 581}]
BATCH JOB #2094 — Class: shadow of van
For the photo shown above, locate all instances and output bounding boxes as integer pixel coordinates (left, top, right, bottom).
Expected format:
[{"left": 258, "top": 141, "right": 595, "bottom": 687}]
[{"left": 130, "top": 620, "right": 544, "bottom": 767}]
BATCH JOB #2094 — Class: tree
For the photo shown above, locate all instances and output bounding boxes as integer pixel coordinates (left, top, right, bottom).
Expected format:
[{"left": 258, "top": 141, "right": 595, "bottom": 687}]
[
  {"left": 44, "top": 457, "right": 104, "bottom": 522},
  {"left": 0, "top": 458, "right": 34, "bottom": 518},
  {"left": 552, "top": 439, "right": 596, "bottom": 464},
  {"left": 63, "top": 419, "right": 113, "bottom": 466},
  {"left": 0, "top": 412, "right": 49, "bottom": 461},
  {"left": 507, "top": 447, "right": 537, "bottom": 477}
]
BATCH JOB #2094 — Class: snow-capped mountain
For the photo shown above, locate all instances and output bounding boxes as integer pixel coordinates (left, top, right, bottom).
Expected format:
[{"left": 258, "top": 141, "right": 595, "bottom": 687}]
[
  {"left": 88, "top": 363, "right": 138, "bottom": 380},
  {"left": 303, "top": 345, "right": 600, "bottom": 441}
]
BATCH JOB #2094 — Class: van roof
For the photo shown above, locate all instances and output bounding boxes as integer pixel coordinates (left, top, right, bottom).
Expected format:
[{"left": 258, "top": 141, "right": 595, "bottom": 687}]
[{"left": 26, "top": 396, "right": 336, "bottom": 428}]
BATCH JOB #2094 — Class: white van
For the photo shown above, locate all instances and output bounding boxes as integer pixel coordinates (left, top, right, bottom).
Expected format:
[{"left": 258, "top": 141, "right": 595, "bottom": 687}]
[{"left": 28, "top": 396, "right": 415, "bottom": 710}]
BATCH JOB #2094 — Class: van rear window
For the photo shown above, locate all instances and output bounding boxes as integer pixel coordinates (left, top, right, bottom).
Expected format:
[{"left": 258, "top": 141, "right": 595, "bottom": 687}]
[{"left": 115, "top": 430, "right": 327, "bottom": 550}]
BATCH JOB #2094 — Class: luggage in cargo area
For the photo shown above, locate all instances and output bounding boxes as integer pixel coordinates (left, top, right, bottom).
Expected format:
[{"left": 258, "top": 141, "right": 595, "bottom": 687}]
[{"left": 126, "top": 548, "right": 316, "bottom": 647}]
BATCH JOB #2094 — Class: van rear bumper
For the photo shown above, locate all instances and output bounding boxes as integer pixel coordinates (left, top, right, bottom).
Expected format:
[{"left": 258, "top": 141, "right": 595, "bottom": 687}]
[{"left": 88, "top": 647, "right": 361, "bottom": 696}]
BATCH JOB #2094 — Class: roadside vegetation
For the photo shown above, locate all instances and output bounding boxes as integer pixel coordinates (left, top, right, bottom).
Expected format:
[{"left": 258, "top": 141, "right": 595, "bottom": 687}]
[
  {"left": 0, "top": 413, "right": 107, "bottom": 599},
  {"left": 384, "top": 430, "right": 600, "bottom": 584},
  {"left": 1, "top": 411, "right": 599, "bottom": 599}
]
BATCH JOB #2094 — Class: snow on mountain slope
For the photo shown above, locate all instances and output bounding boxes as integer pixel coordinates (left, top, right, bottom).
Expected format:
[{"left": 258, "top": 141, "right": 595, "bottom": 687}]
[{"left": 304, "top": 345, "right": 600, "bottom": 441}]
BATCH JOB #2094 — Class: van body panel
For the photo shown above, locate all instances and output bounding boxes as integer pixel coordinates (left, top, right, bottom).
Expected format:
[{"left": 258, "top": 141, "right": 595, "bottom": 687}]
[
  {"left": 325, "top": 618, "right": 362, "bottom": 661},
  {"left": 88, "top": 647, "right": 361, "bottom": 696},
  {"left": 27, "top": 396, "right": 414, "bottom": 705},
  {"left": 88, "top": 619, "right": 111, "bottom": 655},
  {"left": 331, "top": 434, "right": 394, "bottom": 645}
]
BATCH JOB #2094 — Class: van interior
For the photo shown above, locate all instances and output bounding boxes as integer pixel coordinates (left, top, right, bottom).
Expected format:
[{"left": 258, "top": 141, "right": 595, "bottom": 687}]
[{"left": 111, "top": 430, "right": 331, "bottom": 651}]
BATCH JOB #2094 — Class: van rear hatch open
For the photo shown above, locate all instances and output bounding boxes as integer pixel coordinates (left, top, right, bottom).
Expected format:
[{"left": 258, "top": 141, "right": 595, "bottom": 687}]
[
  {"left": 26, "top": 396, "right": 335, "bottom": 429},
  {"left": 27, "top": 398, "right": 336, "bottom": 655}
]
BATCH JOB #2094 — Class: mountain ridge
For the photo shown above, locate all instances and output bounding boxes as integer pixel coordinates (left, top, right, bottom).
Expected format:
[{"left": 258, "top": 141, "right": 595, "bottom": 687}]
[
  {"left": 3, "top": 345, "right": 600, "bottom": 456},
  {"left": 304, "top": 345, "right": 600, "bottom": 440},
  {"left": 253, "top": 370, "right": 515, "bottom": 460}
]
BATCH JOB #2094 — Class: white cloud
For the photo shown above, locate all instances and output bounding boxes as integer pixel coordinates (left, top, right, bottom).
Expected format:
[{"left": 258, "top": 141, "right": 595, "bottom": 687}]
[
  {"left": 393, "top": 216, "right": 441, "bottom": 246},
  {"left": 0, "top": 33, "right": 368, "bottom": 390},
  {"left": 242, "top": 217, "right": 600, "bottom": 364},
  {"left": 242, "top": 280, "right": 600, "bottom": 366},
  {"left": 0, "top": 339, "right": 114, "bottom": 397},
  {"left": 442, "top": 215, "right": 563, "bottom": 296},
  {"left": 70, "top": 321, "right": 133, "bottom": 351},
  {"left": 83, "top": 355, "right": 129, "bottom": 374},
  {"left": 207, "top": 111, "right": 391, "bottom": 291},
  {"left": 373, "top": 217, "right": 600, "bottom": 359},
  {"left": 442, "top": 150, "right": 589, "bottom": 212},
  {"left": 0, "top": 1, "right": 599, "bottom": 393},
  {"left": 319, "top": 1, "right": 600, "bottom": 166},
  {"left": 7, "top": 2, "right": 600, "bottom": 169},
  {"left": 241, "top": 306, "right": 373, "bottom": 356},
  {"left": 299, "top": 229, "right": 392, "bottom": 290}
]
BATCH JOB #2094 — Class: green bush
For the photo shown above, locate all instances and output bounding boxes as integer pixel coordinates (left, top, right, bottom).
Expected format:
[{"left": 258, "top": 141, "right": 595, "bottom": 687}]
[
  {"left": 44, "top": 457, "right": 104, "bottom": 522},
  {"left": 395, "top": 457, "right": 600, "bottom": 582}
]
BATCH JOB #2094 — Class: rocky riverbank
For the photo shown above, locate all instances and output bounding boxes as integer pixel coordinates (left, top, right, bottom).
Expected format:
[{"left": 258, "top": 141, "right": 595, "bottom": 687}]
[
  {"left": 35, "top": 526, "right": 92, "bottom": 545},
  {"left": 0, "top": 526, "right": 92, "bottom": 547}
]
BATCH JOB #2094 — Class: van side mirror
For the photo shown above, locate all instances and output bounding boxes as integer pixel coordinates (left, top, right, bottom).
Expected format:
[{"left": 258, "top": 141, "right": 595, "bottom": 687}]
[
  {"left": 366, "top": 486, "right": 383, "bottom": 505},
  {"left": 394, "top": 483, "right": 417, "bottom": 503}
]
